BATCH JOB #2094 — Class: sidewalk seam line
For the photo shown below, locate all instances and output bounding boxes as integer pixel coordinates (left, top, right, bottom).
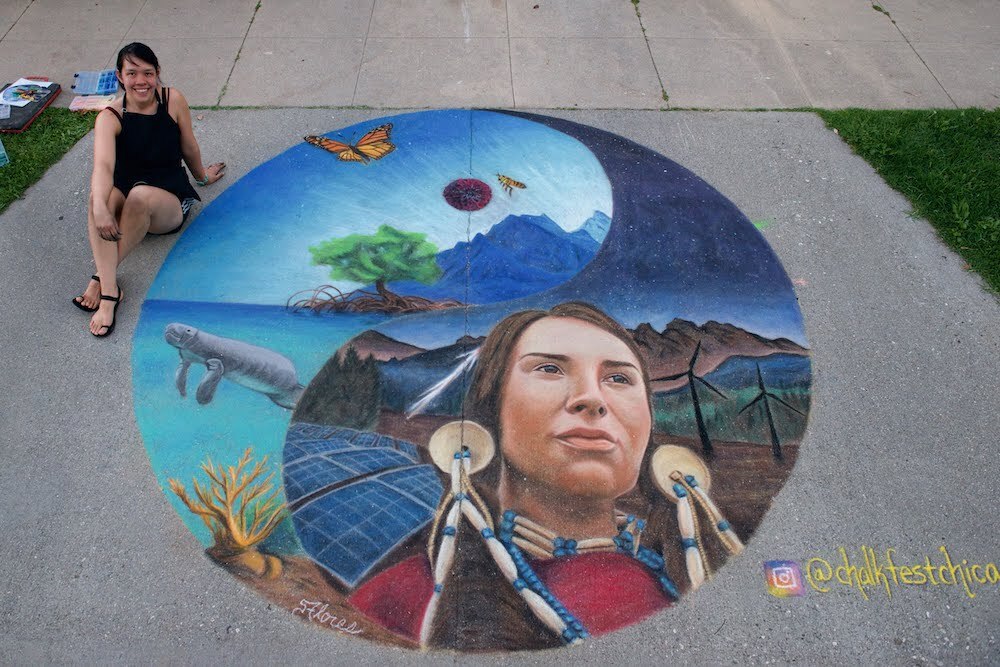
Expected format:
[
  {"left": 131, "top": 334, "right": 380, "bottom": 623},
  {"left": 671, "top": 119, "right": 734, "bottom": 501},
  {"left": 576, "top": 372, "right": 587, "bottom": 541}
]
[
  {"left": 877, "top": 5, "right": 957, "bottom": 108},
  {"left": 352, "top": 1, "right": 377, "bottom": 106},
  {"left": 465, "top": 113, "right": 472, "bottom": 341},
  {"left": 506, "top": 0, "right": 515, "bottom": 107},
  {"left": 1, "top": 0, "right": 35, "bottom": 42},
  {"left": 215, "top": 0, "right": 262, "bottom": 108},
  {"left": 631, "top": 0, "right": 669, "bottom": 107},
  {"left": 105, "top": 0, "right": 149, "bottom": 69}
]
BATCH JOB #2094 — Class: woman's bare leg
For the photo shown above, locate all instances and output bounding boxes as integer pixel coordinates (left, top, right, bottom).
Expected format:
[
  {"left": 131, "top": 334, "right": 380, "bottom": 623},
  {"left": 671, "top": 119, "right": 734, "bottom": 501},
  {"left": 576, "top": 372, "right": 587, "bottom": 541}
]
[
  {"left": 89, "top": 185, "right": 182, "bottom": 335},
  {"left": 77, "top": 188, "right": 126, "bottom": 310},
  {"left": 115, "top": 185, "right": 183, "bottom": 259}
]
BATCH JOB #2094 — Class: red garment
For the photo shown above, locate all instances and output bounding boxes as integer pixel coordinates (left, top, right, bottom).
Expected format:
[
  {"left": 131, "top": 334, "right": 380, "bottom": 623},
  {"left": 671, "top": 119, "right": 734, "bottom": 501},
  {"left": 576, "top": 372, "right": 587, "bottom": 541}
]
[{"left": 349, "top": 551, "right": 672, "bottom": 642}]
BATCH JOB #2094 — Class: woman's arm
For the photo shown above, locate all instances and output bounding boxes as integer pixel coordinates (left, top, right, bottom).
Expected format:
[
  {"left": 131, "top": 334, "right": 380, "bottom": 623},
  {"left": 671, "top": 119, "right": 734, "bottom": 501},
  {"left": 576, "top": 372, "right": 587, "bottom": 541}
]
[
  {"left": 172, "top": 89, "right": 225, "bottom": 185},
  {"left": 91, "top": 109, "right": 121, "bottom": 241}
]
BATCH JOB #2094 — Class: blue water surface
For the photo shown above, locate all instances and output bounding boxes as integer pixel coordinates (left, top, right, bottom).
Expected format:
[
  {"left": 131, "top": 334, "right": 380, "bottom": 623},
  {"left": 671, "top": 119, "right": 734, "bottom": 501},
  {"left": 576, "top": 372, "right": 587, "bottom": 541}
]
[{"left": 132, "top": 299, "right": 385, "bottom": 545}]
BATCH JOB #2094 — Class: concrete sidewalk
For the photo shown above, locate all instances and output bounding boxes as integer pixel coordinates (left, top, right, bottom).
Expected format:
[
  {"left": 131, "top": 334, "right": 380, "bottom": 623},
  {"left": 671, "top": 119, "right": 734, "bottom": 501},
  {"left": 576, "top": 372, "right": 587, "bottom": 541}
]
[
  {"left": 0, "top": 0, "right": 997, "bottom": 109},
  {"left": 2, "top": 107, "right": 999, "bottom": 665},
  {"left": 1, "top": 1, "right": 999, "bottom": 665}
]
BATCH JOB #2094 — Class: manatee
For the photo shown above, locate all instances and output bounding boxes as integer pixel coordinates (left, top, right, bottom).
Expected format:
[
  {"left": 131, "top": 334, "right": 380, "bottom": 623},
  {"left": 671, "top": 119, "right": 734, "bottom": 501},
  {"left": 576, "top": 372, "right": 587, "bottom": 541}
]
[{"left": 164, "top": 323, "right": 304, "bottom": 409}]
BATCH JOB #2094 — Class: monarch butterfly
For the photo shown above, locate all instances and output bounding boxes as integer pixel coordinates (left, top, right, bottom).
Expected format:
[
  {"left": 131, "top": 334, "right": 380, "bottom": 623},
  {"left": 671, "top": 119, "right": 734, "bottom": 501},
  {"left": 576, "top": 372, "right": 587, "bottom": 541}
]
[
  {"left": 303, "top": 123, "right": 395, "bottom": 163},
  {"left": 497, "top": 173, "right": 526, "bottom": 196}
]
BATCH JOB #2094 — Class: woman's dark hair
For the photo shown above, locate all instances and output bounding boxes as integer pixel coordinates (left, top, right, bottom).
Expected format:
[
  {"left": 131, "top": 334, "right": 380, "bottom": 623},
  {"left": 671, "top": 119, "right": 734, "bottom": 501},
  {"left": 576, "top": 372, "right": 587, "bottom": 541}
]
[{"left": 115, "top": 42, "right": 161, "bottom": 89}]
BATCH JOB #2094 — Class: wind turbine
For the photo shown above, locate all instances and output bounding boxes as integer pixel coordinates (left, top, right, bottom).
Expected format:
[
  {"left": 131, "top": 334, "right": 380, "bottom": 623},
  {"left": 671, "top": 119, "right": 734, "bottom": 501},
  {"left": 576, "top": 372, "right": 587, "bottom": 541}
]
[
  {"left": 738, "top": 363, "right": 805, "bottom": 460},
  {"left": 652, "top": 341, "right": 726, "bottom": 456}
]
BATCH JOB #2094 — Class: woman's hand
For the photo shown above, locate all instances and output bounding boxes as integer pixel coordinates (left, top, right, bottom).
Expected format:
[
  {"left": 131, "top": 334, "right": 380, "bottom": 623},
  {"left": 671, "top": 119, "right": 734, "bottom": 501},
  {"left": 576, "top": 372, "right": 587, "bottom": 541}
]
[
  {"left": 199, "top": 162, "right": 226, "bottom": 186},
  {"left": 94, "top": 208, "right": 121, "bottom": 242}
]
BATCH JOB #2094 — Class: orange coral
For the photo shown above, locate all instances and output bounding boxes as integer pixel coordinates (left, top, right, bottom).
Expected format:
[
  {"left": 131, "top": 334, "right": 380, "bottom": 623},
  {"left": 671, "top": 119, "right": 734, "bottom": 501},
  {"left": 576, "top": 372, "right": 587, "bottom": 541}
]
[{"left": 168, "top": 448, "right": 286, "bottom": 557}]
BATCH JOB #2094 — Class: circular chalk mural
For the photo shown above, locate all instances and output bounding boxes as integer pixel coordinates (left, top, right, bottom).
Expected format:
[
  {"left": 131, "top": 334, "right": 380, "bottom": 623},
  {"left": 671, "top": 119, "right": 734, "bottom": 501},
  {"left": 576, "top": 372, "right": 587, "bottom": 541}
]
[{"left": 134, "top": 110, "right": 812, "bottom": 651}]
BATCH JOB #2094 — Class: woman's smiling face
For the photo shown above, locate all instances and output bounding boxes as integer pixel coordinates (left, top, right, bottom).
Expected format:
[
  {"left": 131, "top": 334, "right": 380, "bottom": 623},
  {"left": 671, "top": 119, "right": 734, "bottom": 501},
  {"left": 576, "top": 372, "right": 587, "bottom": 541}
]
[
  {"left": 118, "top": 56, "right": 158, "bottom": 102},
  {"left": 498, "top": 316, "right": 652, "bottom": 501}
]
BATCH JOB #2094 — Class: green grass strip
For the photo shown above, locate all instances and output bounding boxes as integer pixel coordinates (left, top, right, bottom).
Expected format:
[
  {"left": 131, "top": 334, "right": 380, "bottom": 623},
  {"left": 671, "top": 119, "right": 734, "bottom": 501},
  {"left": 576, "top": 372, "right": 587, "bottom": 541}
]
[
  {"left": 817, "top": 108, "right": 1000, "bottom": 292},
  {"left": 0, "top": 109, "right": 96, "bottom": 215}
]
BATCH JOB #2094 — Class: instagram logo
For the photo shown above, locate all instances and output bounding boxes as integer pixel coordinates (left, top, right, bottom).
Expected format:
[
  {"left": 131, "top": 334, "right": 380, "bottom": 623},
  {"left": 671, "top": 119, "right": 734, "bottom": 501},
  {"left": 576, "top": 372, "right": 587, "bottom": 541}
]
[{"left": 764, "top": 560, "right": 806, "bottom": 597}]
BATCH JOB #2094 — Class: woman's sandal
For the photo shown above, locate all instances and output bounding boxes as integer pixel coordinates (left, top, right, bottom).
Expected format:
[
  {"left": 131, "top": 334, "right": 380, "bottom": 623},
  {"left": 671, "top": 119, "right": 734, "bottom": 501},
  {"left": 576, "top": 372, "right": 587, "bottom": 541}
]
[
  {"left": 72, "top": 274, "right": 101, "bottom": 313},
  {"left": 92, "top": 288, "right": 122, "bottom": 338}
]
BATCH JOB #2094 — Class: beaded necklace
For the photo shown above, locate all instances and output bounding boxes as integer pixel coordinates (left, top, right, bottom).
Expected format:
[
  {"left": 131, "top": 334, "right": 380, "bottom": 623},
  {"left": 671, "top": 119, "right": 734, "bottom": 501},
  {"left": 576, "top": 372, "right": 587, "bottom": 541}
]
[
  {"left": 421, "top": 423, "right": 741, "bottom": 649},
  {"left": 420, "top": 429, "right": 695, "bottom": 649},
  {"left": 497, "top": 509, "right": 679, "bottom": 644}
]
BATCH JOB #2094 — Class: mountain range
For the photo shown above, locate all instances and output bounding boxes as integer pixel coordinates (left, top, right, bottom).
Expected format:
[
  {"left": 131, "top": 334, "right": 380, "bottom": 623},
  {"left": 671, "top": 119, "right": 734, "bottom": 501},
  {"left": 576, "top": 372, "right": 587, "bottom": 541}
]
[
  {"left": 333, "top": 318, "right": 810, "bottom": 416},
  {"left": 634, "top": 319, "right": 807, "bottom": 391},
  {"left": 578, "top": 210, "right": 611, "bottom": 242},
  {"left": 368, "top": 212, "right": 607, "bottom": 304}
]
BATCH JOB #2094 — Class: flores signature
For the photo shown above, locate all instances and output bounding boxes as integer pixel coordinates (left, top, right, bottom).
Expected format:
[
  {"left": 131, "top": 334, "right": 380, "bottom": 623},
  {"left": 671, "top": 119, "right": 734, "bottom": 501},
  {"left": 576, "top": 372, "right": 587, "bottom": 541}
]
[{"left": 293, "top": 599, "right": 364, "bottom": 634}]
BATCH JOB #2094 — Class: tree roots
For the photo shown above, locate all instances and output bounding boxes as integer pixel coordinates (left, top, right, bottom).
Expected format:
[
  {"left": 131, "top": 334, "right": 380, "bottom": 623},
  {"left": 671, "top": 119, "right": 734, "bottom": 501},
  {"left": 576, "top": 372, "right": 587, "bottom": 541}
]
[{"left": 286, "top": 284, "right": 463, "bottom": 314}]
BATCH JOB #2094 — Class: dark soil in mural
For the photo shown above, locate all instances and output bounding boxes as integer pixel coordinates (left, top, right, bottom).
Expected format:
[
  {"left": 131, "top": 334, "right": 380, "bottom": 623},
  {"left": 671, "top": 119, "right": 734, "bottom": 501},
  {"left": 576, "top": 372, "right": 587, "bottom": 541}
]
[
  {"left": 375, "top": 410, "right": 454, "bottom": 445},
  {"left": 651, "top": 435, "right": 800, "bottom": 541}
]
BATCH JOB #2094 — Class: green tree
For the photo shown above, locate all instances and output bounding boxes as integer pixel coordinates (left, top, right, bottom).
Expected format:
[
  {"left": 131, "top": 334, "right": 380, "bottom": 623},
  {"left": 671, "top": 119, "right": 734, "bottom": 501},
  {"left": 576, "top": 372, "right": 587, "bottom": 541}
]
[{"left": 310, "top": 224, "right": 441, "bottom": 302}]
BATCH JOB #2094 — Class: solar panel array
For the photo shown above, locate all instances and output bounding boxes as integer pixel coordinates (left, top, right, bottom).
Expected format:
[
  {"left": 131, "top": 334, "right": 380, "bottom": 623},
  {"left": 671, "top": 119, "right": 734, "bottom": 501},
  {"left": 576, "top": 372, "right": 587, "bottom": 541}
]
[{"left": 283, "top": 422, "right": 443, "bottom": 588}]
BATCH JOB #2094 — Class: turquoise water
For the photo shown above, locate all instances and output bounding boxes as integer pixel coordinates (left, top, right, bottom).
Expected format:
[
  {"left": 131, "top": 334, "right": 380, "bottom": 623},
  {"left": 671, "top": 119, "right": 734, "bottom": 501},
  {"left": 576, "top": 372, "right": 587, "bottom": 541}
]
[{"left": 132, "top": 299, "right": 386, "bottom": 545}]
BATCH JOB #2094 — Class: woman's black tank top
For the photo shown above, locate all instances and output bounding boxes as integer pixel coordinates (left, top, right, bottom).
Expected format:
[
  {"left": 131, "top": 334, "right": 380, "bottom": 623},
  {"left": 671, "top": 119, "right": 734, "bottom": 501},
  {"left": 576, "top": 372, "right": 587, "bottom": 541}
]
[{"left": 107, "top": 87, "right": 199, "bottom": 203}]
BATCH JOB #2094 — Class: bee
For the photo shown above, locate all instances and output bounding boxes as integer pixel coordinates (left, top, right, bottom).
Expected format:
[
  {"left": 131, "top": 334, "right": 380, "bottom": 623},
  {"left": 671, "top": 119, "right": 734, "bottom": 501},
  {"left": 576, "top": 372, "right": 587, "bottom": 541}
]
[{"left": 496, "top": 173, "right": 526, "bottom": 196}]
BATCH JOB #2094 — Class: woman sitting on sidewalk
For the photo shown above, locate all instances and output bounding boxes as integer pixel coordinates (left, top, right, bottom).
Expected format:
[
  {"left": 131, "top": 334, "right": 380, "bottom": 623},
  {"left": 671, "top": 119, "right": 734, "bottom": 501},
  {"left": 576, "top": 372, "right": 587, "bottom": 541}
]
[{"left": 73, "top": 42, "right": 225, "bottom": 337}]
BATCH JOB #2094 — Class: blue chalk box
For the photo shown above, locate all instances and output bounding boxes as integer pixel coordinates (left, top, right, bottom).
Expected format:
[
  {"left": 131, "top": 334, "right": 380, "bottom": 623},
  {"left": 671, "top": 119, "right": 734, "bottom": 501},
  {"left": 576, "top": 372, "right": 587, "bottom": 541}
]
[
  {"left": 72, "top": 69, "right": 118, "bottom": 96},
  {"left": 0, "top": 137, "right": 9, "bottom": 168}
]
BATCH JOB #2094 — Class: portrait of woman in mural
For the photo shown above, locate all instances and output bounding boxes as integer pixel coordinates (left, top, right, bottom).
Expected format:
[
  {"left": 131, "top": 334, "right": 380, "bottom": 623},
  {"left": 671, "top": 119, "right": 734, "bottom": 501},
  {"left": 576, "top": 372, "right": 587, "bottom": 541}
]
[{"left": 345, "top": 302, "right": 739, "bottom": 651}]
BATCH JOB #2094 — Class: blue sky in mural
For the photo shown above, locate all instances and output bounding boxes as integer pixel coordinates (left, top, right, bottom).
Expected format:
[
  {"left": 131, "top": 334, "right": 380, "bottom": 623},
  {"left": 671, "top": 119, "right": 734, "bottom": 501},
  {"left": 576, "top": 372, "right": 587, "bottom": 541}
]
[
  {"left": 149, "top": 110, "right": 613, "bottom": 305},
  {"left": 370, "top": 111, "right": 810, "bottom": 347}
]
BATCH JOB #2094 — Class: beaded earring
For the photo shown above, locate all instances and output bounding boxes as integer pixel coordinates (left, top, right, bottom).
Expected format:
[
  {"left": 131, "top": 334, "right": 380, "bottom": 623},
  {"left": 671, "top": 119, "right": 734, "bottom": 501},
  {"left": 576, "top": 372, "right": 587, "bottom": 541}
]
[
  {"left": 420, "top": 420, "right": 589, "bottom": 647},
  {"left": 650, "top": 445, "right": 744, "bottom": 590},
  {"left": 420, "top": 420, "right": 496, "bottom": 647}
]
